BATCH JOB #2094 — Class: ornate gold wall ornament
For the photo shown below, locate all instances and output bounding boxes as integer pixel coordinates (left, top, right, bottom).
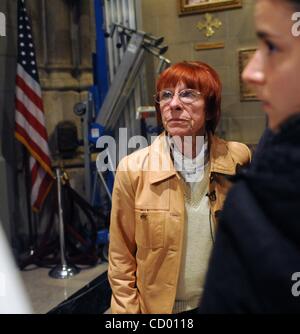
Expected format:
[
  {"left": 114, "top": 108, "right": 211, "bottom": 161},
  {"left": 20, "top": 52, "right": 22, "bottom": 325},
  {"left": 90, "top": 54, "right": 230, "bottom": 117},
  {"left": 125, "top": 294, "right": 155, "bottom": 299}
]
[{"left": 196, "top": 13, "right": 222, "bottom": 38}]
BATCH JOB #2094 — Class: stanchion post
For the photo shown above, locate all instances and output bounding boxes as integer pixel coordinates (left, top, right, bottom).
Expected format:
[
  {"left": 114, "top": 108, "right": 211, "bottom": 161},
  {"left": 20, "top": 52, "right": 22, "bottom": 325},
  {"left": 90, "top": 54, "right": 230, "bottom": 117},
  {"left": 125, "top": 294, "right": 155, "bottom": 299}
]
[{"left": 49, "top": 167, "right": 80, "bottom": 279}]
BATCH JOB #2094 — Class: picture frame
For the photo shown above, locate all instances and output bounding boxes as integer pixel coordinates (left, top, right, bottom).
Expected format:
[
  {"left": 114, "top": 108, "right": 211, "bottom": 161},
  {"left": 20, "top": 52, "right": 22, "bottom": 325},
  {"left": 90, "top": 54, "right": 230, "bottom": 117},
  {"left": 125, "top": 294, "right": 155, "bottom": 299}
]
[
  {"left": 239, "top": 48, "right": 258, "bottom": 101},
  {"left": 178, "top": 0, "right": 242, "bottom": 16}
]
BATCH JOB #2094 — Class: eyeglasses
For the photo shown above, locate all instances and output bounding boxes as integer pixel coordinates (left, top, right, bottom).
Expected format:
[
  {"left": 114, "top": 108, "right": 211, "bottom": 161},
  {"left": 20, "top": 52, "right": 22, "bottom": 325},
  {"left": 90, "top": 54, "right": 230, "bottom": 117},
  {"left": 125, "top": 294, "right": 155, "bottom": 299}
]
[{"left": 154, "top": 89, "right": 202, "bottom": 106}]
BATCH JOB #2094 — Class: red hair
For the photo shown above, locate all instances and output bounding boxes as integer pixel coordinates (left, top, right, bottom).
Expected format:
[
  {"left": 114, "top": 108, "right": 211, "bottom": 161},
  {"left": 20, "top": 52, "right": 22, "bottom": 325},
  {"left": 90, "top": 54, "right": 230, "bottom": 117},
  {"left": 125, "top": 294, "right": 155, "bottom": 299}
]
[{"left": 156, "top": 61, "right": 222, "bottom": 133}]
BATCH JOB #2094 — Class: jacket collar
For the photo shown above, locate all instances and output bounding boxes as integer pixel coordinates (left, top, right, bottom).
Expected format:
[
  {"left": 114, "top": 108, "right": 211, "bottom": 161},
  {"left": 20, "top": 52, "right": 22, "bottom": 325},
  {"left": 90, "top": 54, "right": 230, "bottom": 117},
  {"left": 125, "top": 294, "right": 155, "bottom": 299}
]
[
  {"left": 149, "top": 133, "right": 178, "bottom": 184},
  {"left": 208, "top": 132, "right": 236, "bottom": 175},
  {"left": 149, "top": 132, "right": 236, "bottom": 184}
]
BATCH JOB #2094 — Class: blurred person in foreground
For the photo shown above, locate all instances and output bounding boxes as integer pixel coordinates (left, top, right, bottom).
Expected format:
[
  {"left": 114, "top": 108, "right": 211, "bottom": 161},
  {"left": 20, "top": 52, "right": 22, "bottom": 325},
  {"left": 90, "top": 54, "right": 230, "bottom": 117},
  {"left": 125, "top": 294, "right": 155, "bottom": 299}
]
[
  {"left": 0, "top": 223, "right": 32, "bottom": 314},
  {"left": 200, "top": 0, "right": 300, "bottom": 313}
]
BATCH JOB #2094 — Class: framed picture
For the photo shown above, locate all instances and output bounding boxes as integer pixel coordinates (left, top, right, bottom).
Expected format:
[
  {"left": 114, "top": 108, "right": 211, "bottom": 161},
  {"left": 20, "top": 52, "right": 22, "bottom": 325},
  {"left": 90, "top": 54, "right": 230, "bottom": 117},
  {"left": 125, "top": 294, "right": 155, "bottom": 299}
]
[
  {"left": 239, "top": 48, "right": 258, "bottom": 101},
  {"left": 179, "top": 0, "right": 242, "bottom": 16}
]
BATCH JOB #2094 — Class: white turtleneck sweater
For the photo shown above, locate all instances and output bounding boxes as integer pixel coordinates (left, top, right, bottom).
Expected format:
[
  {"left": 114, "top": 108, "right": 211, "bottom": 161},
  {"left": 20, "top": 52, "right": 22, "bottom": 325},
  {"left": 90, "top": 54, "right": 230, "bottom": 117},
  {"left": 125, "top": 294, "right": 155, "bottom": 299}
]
[{"left": 167, "top": 135, "right": 214, "bottom": 313}]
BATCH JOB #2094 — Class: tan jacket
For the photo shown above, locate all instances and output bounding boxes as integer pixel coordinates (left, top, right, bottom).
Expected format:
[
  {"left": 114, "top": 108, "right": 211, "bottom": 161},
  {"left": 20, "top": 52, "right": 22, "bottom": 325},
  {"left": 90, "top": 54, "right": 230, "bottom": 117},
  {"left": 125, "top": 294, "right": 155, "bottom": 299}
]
[{"left": 108, "top": 132, "right": 251, "bottom": 314}]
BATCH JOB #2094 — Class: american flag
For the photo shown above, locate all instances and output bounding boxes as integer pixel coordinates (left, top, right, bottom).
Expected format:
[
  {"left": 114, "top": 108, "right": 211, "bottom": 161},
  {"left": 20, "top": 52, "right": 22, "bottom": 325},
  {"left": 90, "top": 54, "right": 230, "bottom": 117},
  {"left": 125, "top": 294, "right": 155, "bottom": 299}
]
[{"left": 15, "top": 0, "right": 54, "bottom": 211}]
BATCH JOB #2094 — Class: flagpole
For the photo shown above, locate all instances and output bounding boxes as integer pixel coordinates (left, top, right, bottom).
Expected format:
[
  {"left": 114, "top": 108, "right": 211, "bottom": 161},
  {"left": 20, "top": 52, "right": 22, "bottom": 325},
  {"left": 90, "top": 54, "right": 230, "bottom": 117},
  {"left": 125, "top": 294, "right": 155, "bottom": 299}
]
[
  {"left": 23, "top": 147, "right": 36, "bottom": 256},
  {"left": 49, "top": 167, "right": 80, "bottom": 279}
]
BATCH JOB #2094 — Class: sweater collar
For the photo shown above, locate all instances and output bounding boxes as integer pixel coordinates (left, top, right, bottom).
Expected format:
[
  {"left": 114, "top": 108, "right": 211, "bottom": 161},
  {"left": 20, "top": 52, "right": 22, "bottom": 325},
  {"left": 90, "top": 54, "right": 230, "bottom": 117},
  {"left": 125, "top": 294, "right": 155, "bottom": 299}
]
[{"left": 149, "top": 132, "right": 237, "bottom": 184}]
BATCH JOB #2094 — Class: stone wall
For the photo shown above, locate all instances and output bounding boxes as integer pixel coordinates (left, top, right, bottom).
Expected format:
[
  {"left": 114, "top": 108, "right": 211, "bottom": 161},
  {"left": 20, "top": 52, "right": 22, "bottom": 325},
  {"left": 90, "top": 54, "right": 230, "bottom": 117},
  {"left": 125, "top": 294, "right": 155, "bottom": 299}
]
[
  {"left": 0, "top": 0, "right": 18, "bottom": 242},
  {"left": 141, "top": 0, "right": 266, "bottom": 144}
]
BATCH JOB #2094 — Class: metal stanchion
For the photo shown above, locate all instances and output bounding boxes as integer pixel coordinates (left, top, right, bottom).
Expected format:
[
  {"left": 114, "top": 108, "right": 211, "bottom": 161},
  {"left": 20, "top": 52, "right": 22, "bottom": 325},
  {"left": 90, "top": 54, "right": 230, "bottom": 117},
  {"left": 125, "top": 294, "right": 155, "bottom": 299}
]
[{"left": 49, "top": 168, "right": 80, "bottom": 279}]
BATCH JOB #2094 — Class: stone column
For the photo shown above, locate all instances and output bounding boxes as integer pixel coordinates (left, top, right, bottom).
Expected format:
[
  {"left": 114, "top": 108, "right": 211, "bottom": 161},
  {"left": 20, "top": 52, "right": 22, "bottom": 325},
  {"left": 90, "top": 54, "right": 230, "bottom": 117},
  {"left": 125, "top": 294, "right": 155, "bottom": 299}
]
[
  {"left": 79, "top": 0, "right": 92, "bottom": 68},
  {"left": 40, "top": 0, "right": 77, "bottom": 90},
  {"left": 45, "top": 0, "right": 72, "bottom": 68},
  {"left": 27, "top": 0, "right": 44, "bottom": 66},
  {"left": 78, "top": 0, "right": 93, "bottom": 89}
]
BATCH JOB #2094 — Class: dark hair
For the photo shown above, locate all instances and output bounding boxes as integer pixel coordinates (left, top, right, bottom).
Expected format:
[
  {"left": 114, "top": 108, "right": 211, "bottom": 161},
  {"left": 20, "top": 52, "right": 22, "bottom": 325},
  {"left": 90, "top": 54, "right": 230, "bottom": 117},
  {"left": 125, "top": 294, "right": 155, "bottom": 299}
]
[
  {"left": 155, "top": 61, "right": 221, "bottom": 134},
  {"left": 287, "top": 0, "right": 300, "bottom": 9}
]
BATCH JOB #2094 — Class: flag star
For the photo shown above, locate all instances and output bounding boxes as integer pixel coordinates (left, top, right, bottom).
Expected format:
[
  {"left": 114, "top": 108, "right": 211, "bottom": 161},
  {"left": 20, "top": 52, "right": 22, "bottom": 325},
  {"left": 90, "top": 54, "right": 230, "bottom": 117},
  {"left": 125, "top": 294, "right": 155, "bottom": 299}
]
[
  {"left": 21, "top": 51, "right": 26, "bottom": 56},
  {"left": 22, "top": 61, "right": 26, "bottom": 65},
  {"left": 32, "top": 70, "right": 36, "bottom": 74},
  {"left": 28, "top": 34, "right": 32, "bottom": 38},
  {"left": 31, "top": 61, "right": 35, "bottom": 65},
  {"left": 19, "top": 34, "right": 24, "bottom": 38},
  {"left": 29, "top": 43, "right": 33, "bottom": 47},
  {"left": 30, "top": 52, "right": 34, "bottom": 56},
  {"left": 19, "top": 25, "right": 23, "bottom": 29},
  {"left": 20, "top": 43, "right": 25, "bottom": 46}
]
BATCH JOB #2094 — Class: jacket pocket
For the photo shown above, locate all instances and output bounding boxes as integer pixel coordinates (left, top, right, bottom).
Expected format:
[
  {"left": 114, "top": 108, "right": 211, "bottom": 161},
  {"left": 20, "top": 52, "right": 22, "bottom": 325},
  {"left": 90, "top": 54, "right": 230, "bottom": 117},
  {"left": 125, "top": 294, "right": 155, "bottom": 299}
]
[{"left": 135, "top": 210, "right": 165, "bottom": 249}]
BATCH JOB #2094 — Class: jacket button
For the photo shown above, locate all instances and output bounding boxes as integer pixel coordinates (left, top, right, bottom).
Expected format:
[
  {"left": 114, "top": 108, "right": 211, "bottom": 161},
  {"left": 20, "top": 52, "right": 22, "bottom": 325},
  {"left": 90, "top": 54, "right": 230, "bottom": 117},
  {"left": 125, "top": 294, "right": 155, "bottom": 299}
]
[
  {"left": 140, "top": 213, "right": 147, "bottom": 220},
  {"left": 207, "top": 190, "right": 216, "bottom": 201}
]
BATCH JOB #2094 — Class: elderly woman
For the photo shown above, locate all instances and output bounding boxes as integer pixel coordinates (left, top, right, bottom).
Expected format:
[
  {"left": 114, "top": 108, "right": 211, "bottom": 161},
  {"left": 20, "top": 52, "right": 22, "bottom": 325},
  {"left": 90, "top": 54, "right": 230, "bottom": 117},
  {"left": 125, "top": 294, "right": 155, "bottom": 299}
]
[{"left": 108, "top": 61, "right": 251, "bottom": 314}]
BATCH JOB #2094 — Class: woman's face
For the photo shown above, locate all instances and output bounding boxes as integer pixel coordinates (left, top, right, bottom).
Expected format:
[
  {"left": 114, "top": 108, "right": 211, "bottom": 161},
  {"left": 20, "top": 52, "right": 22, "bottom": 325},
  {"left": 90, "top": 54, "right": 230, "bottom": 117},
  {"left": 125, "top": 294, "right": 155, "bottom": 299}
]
[
  {"left": 242, "top": 0, "right": 300, "bottom": 130},
  {"left": 159, "top": 82, "right": 206, "bottom": 138}
]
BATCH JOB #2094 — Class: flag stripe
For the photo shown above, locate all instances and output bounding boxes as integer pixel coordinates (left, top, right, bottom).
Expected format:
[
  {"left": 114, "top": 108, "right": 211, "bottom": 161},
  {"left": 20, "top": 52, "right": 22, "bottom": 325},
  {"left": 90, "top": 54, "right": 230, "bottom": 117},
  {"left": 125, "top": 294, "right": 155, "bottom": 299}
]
[
  {"left": 15, "top": 125, "right": 52, "bottom": 176},
  {"left": 15, "top": 112, "right": 51, "bottom": 159},
  {"left": 17, "top": 64, "right": 41, "bottom": 98},
  {"left": 16, "top": 76, "right": 43, "bottom": 113},
  {"left": 32, "top": 172, "right": 54, "bottom": 212},
  {"left": 30, "top": 159, "right": 39, "bottom": 185},
  {"left": 30, "top": 163, "right": 45, "bottom": 206},
  {"left": 15, "top": 99, "right": 48, "bottom": 140}
]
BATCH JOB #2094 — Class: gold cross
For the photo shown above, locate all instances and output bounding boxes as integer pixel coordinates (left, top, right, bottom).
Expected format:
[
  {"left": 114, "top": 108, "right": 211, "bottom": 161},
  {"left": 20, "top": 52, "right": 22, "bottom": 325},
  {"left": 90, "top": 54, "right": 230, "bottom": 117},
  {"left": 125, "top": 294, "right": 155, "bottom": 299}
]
[{"left": 197, "top": 13, "right": 222, "bottom": 38}]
